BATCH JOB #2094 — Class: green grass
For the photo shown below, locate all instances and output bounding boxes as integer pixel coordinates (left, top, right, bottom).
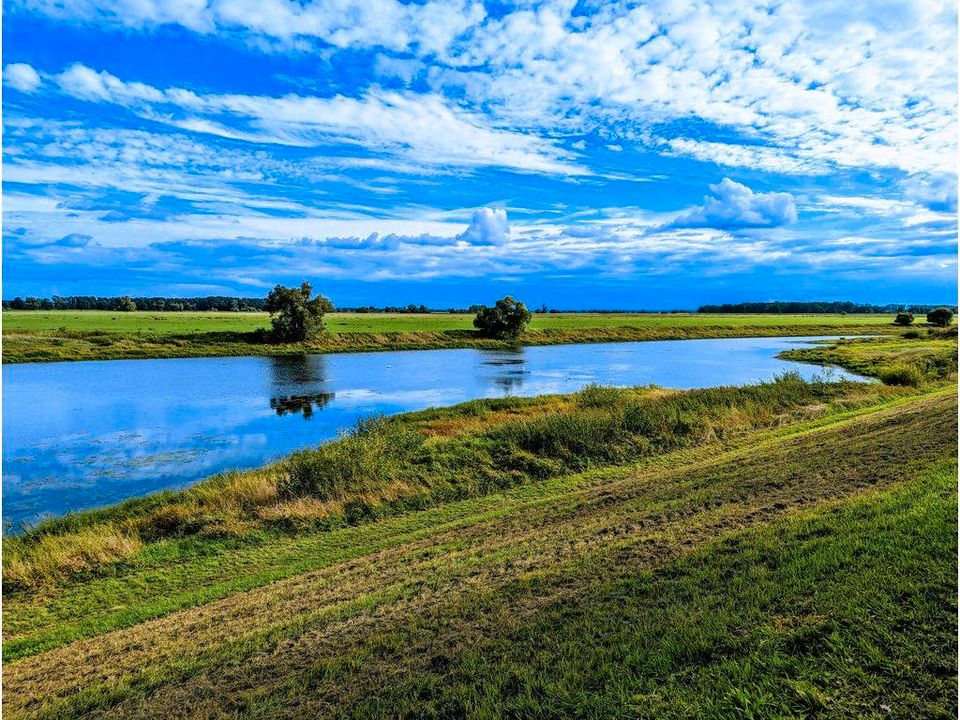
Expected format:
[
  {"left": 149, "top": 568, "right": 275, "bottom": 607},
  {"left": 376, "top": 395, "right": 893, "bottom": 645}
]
[
  {"left": 2, "top": 389, "right": 955, "bottom": 718},
  {"left": 780, "top": 330, "right": 958, "bottom": 384},
  {"left": 3, "top": 310, "right": 904, "bottom": 336},
  {"left": 1, "top": 375, "right": 910, "bottom": 592},
  {"left": 2, "top": 310, "right": 904, "bottom": 363},
  {"left": 2, "top": 335, "right": 955, "bottom": 717}
]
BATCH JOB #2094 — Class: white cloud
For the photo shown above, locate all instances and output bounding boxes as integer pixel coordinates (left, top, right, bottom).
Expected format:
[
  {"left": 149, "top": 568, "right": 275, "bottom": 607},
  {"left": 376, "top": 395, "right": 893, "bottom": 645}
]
[
  {"left": 8, "top": 0, "right": 485, "bottom": 52},
  {"left": 458, "top": 207, "right": 509, "bottom": 245},
  {"left": 3, "top": 63, "right": 42, "bottom": 92},
  {"left": 901, "top": 173, "right": 958, "bottom": 213},
  {"left": 33, "top": 62, "right": 584, "bottom": 175},
  {"left": 669, "top": 179, "right": 798, "bottom": 230},
  {"left": 10, "top": 0, "right": 958, "bottom": 178}
]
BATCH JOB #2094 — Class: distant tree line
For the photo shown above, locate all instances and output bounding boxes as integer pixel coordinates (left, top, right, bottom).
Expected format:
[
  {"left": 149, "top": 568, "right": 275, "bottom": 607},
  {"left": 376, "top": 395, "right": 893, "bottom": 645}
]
[
  {"left": 697, "top": 301, "right": 957, "bottom": 314},
  {"left": 3, "top": 295, "right": 267, "bottom": 311}
]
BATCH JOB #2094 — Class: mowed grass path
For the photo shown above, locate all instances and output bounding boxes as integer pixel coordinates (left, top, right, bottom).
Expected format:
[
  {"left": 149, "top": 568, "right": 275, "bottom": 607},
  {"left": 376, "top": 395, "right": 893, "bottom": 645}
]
[
  {"left": 2, "top": 311, "right": 901, "bottom": 363},
  {"left": 3, "top": 389, "right": 955, "bottom": 719}
]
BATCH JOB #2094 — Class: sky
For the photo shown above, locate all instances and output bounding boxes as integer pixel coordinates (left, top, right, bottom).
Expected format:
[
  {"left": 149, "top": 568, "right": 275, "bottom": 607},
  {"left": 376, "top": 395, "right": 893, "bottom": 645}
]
[{"left": 2, "top": 0, "right": 958, "bottom": 309}]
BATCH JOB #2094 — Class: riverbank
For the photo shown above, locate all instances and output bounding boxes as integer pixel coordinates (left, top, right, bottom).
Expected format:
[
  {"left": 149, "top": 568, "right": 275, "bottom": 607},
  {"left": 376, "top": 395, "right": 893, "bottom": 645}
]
[
  {"left": 3, "top": 390, "right": 956, "bottom": 717},
  {"left": 2, "top": 310, "right": 903, "bottom": 363},
  {"left": 3, "top": 335, "right": 955, "bottom": 717}
]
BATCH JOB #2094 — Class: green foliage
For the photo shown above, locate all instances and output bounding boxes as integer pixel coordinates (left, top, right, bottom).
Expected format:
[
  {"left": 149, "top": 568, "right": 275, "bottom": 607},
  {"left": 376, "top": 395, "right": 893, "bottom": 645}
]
[
  {"left": 894, "top": 311, "right": 914, "bottom": 326},
  {"left": 878, "top": 363, "right": 924, "bottom": 386},
  {"left": 264, "top": 281, "right": 333, "bottom": 342},
  {"left": 926, "top": 307, "right": 954, "bottom": 327},
  {"left": 278, "top": 416, "right": 424, "bottom": 500},
  {"left": 117, "top": 296, "right": 137, "bottom": 312},
  {"left": 274, "top": 376, "right": 859, "bottom": 504},
  {"left": 473, "top": 296, "right": 532, "bottom": 339}
]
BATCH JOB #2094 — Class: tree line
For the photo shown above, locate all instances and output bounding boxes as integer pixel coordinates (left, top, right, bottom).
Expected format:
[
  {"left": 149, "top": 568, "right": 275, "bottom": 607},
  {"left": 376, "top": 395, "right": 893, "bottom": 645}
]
[
  {"left": 2, "top": 295, "right": 267, "bottom": 312},
  {"left": 697, "top": 301, "right": 956, "bottom": 314}
]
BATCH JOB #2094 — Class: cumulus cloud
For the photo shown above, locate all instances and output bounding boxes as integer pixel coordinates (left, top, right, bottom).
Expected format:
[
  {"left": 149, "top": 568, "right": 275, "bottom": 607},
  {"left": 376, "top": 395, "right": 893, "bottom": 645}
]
[
  {"left": 4, "top": 63, "right": 42, "bottom": 92},
  {"left": 669, "top": 179, "right": 798, "bottom": 230},
  {"left": 458, "top": 207, "right": 509, "bottom": 245}
]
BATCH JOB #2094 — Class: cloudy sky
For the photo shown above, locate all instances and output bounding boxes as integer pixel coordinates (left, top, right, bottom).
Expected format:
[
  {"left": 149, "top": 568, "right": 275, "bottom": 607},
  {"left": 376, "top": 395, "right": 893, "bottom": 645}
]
[{"left": 3, "top": 0, "right": 957, "bottom": 308}]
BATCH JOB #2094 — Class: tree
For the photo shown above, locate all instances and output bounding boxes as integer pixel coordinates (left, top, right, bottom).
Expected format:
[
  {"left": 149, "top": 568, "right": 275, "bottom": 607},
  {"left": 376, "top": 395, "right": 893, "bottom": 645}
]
[
  {"left": 894, "top": 312, "right": 914, "bottom": 326},
  {"left": 473, "top": 296, "right": 532, "bottom": 339},
  {"left": 926, "top": 307, "right": 954, "bottom": 327},
  {"left": 264, "top": 282, "right": 333, "bottom": 342},
  {"left": 118, "top": 296, "right": 137, "bottom": 312}
]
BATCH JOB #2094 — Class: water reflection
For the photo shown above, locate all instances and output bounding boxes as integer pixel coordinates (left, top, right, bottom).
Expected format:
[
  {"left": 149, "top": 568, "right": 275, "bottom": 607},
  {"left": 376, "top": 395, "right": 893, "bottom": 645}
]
[
  {"left": 480, "top": 349, "right": 529, "bottom": 394},
  {"left": 268, "top": 355, "right": 335, "bottom": 417},
  {"left": 269, "top": 393, "right": 335, "bottom": 418},
  {"left": 269, "top": 353, "right": 329, "bottom": 386}
]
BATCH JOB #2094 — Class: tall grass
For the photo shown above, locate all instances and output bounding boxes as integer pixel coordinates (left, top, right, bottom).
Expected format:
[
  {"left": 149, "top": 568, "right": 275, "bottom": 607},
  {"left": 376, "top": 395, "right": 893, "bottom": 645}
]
[
  {"left": 274, "top": 374, "right": 863, "bottom": 505},
  {"left": 278, "top": 416, "right": 425, "bottom": 500},
  {"left": 0, "top": 373, "right": 908, "bottom": 592},
  {"left": 3, "top": 525, "right": 141, "bottom": 588}
]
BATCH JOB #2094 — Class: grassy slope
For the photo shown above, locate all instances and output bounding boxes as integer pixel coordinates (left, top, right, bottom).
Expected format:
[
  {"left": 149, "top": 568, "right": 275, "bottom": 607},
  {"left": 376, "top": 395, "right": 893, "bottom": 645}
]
[
  {"left": 2, "top": 389, "right": 956, "bottom": 719},
  {"left": 3, "top": 335, "right": 956, "bottom": 717},
  {"left": 2, "top": 310, "right": 901, "bottom": 363},
  {"left": 781, "top": 332, "right": 958, "bottom": 383}
]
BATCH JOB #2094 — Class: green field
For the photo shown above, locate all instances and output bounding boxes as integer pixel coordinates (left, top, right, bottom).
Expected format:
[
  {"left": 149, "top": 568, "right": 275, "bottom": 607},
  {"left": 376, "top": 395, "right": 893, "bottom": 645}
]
[
  {"left": 3, "top": 310, "right": 903, "bottom": 335},
  {"left": 3, "top": 334, "right": 956, "bottom": 718},
  {"left": 2, "top": 311, "right": 905, "bottom": 363}
]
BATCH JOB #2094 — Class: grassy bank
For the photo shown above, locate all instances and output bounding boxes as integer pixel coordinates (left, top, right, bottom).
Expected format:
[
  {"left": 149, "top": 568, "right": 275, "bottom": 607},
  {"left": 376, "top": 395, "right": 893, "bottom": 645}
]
[
  {"left": 3, "top": 389, "right": 955, "bottom": 718},
  {"left": 3, "top": 334, "right": 955, "bottom": 717},
  {"left": 1, "top": 376, "right": 913, "bottom": 591},
  {"left": 2, "top": 311, "right": 903, "bottom": 363},
  {"left": 780, "top": 327, "right": 958, "bottom": 386}
]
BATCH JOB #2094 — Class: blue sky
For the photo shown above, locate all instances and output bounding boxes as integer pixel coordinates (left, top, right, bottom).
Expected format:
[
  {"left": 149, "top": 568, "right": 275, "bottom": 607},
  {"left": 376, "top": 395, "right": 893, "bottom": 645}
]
[{"left": 3, "top": 0, "right": 957, "bottom": 308}]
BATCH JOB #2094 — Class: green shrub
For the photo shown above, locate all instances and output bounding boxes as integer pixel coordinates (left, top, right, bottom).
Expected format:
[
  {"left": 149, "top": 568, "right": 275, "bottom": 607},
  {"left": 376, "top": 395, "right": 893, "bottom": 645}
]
[
  {"left": 926, "top": 307, "right": 953, "bottom": 328},
  {"left": 473, "top": 296, "right": 532, "bottom": 339},
  {"left": 278, "top": 416, "right": 424, "bottom": 500},
  {"left": 877, "top": 363, "right": 924, "bottom": 387},
  {"left": 577, "top": 384, "right": 625, "bottom": 408}
]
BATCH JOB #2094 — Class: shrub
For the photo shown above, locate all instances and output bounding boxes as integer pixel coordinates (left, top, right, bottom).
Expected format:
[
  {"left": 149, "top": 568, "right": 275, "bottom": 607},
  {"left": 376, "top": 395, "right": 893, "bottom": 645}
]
[
  {"left": 903, "top": 330, "right": 920, "bottom": 339},
  {"left": 264, "top": 281, "right": 333, "bottom": 342},
  {"left": 473, "top": 296, "right": 532, "bottom": 339},
  {"left": 278, "top": 416, "right": 424, "bottom": 500},
  {"left": 877, "top": 363, "right": 924, "bottom": 387},
  {"left": 926, "top": 307, "right": 954, "bottom": 327},
  {"left": 893, "top": 312, "right": 914, "bottom": 326},
  {"left": 577, "top": 384, "right": 625, "bottom": 408}
]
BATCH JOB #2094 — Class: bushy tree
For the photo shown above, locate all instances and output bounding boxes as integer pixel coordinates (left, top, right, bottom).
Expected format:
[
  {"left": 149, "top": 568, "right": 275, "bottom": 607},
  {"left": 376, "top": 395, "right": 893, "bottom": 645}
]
[
  {"left": 894, "top": 312, "right": 914, "bottom": 326},
  {"left": 926, "top": 307, "right": 954, "bottom": 327},
  {"left": 118, "top": 296, "right": 137, "bottom": 312},
  {"left": 473, "top": 296, "right": 532, "bottom": 339},
  {"left": 264, "top": 282, "right": 333, "bottom": 342}
]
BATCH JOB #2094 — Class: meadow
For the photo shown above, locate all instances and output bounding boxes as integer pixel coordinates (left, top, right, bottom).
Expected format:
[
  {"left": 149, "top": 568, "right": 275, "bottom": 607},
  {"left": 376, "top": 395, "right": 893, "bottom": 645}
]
[
  {"left": 2, "top": 332, "right": 956, "bottom": 718},
  {"left": 2, "top": 310, "right": 902, "bottom": 363}
]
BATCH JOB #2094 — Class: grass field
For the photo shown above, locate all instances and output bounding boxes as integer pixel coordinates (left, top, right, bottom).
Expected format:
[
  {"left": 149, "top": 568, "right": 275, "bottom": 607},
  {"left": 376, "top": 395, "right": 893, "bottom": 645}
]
[
  {"left": 2, "top": 334, "right": 956, "bottom": 718},
  {"left": 1, "top": 311, "right": 905, "bottom": 363}
]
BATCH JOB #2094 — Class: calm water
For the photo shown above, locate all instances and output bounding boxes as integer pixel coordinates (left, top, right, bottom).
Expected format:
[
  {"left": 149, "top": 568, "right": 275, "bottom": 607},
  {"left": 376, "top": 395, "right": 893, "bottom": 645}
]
[{"left": 2, "top": 336, "right": 867, "bottom": 529}]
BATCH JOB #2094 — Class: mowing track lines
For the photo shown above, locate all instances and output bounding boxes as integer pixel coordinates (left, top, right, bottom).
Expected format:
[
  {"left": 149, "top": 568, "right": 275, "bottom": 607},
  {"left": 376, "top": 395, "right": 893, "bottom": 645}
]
[{"left": 4, "top": 391, "right": 955, "bottom": 720}]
